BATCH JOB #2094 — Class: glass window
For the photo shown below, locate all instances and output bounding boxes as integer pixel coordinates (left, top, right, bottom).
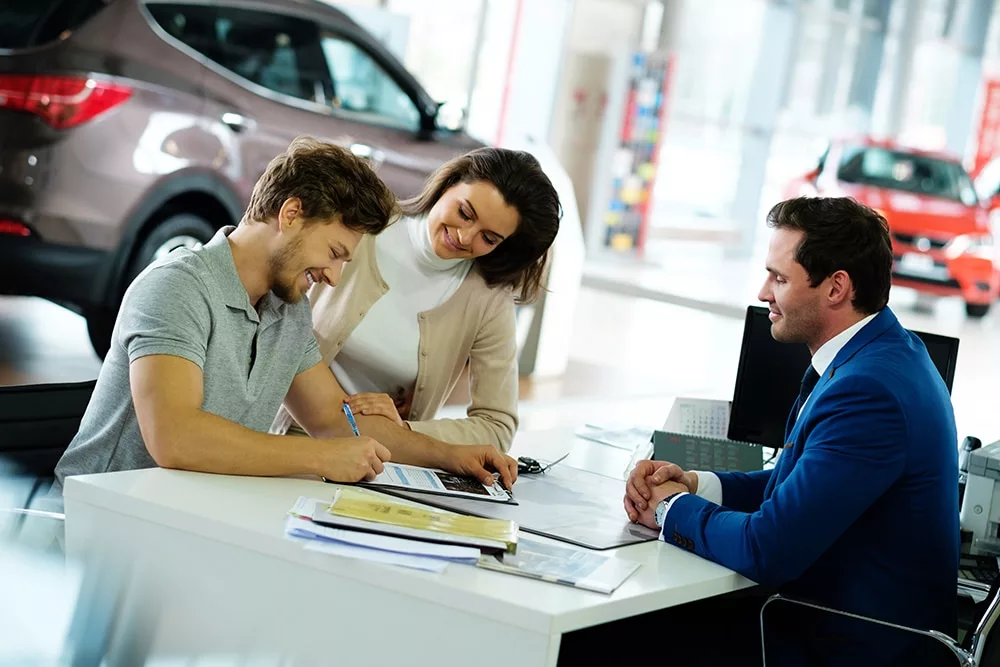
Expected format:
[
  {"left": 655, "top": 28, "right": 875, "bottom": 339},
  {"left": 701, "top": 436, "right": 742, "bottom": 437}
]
[
  {"left": 0, "top": 0, "right": 105, "bottom": 49},
  {"left": 838, "top": 145, "right": 978, "bottom": 205},
  {"left": 147, "top": 4, "right": 330, "bottom": 104},
  {"left": 321, "top": 34, "right": 419, "bottom": 131}
]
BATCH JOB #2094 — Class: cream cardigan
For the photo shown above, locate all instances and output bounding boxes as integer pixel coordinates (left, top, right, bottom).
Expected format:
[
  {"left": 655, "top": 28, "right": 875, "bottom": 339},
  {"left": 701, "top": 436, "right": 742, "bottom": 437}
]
[{"left": 274, "top": 232, "right": 519, "bottom": 451}]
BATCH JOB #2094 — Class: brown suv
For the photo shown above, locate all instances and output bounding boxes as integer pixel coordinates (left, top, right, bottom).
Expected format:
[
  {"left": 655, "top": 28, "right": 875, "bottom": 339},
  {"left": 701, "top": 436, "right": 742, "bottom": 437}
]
[{"left": 0, "top": 0, "right": 483, "bottom": 356}]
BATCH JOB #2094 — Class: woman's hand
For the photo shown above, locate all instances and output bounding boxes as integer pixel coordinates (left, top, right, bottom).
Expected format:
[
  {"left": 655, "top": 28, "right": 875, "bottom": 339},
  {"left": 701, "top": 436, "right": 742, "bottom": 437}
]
[{"left": 346, "top": 393, "right": 407, "bottom": 427}]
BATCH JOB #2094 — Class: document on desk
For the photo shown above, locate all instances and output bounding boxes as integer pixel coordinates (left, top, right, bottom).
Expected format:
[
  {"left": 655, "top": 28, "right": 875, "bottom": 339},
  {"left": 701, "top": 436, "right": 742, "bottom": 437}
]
[
  {"left": 349, "top": 462, "right": 516, "bottom": 504},
  {"left": 382, "top": 464, "right": 660, "bottom": 551},
  {"left": 303, "top": 540, "right": 450, "bottom": 573},
  {"left": 575, "top": 425, "right": 655, "bottom": 451},
  {"left": 285, "top": 498, "right": 480, "bottom": 573},
  {"left": 476, "top": 538, "right": 640, "bottom": 594}
]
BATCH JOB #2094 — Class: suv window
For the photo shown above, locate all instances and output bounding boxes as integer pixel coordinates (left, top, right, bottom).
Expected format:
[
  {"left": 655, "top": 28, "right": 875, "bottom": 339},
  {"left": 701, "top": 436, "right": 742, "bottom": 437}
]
[
  {"left": 147, "top": 4, "right": 331, "bottom": 104},
  {"left": 321, "top": 34, "right": 420, "bottom": 132},
  {"left": 837, "top": 145, "right": 978, "bottom": 206},
  {"left": 1, "top": 0, "right": 105, "bottom": 50}
]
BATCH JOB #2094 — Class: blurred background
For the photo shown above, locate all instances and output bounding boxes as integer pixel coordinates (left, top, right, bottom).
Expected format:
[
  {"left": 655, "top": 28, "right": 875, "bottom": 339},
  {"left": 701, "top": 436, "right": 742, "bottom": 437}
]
[{"left": 4, "top": 0, "right": 1000, "bottom": 662}]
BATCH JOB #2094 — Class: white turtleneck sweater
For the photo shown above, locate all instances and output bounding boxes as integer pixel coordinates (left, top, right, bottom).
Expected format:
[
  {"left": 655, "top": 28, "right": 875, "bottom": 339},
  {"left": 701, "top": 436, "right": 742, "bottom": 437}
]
[{"left": 331, "top": 215, "right": 473, "bottom": 397}]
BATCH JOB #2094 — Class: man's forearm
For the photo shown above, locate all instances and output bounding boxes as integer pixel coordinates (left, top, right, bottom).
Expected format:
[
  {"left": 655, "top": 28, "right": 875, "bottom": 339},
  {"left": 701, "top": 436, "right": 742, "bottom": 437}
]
[
  {"left": 150, "top": 409, "right": 326, "bottom": 477},
  {"left": 312, "top": 412, "right": 449, "bottom": 469}
]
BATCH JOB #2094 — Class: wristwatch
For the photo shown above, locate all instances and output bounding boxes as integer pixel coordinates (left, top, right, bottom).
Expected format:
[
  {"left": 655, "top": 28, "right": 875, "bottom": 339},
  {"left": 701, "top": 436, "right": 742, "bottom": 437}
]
[{"left": 654, "top": 492, "right": 683, "bottom": 528}]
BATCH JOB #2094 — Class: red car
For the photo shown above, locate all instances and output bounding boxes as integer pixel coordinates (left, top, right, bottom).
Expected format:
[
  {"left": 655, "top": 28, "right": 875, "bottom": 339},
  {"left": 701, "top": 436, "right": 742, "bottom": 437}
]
[{"left": 786, "top": 138, "right": 999, "bottom": 317}]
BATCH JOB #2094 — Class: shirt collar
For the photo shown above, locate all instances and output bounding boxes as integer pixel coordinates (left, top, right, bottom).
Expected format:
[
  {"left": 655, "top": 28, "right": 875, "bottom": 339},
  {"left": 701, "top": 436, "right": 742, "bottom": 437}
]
[
  {"left": 810, "top": 311, "right": 879, "bottom": 377},
  {"left": 203, "top": 225, "right": 283, "bottom": 324}
]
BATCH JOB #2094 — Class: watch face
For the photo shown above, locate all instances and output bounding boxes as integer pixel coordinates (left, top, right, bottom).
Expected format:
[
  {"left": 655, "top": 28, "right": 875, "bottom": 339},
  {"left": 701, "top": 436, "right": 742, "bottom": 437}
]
[{"left": 655, "top": 499, "right": 668, "bottom": 527}]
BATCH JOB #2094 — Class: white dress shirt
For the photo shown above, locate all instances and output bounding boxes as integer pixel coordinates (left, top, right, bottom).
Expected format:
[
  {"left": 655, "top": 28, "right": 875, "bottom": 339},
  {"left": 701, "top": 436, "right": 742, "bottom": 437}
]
[{"left": 659, "top": 312, "right": 879, "bottom": 527}]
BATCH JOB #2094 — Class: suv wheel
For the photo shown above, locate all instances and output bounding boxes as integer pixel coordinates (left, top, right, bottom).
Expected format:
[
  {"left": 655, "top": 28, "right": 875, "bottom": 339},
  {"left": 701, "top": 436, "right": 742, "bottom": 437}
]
[
  {"left": 966, "top": 302, "right": 991, "bottom": 318},
  {"left": 125, "top": 214, "right": 216, "bottom": 284},
  {"left": 86, "top": 214, "right": 217, "bottom": 358}
]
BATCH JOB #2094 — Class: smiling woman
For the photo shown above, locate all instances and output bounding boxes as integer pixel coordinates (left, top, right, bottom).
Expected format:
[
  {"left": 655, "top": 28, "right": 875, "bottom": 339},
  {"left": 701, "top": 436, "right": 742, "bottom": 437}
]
[
  {"left": 400, "top": 148, "right": 560, "bottom": 305},
  {"left": 272, "top": 147, "right": 561, "bottom": 452}
]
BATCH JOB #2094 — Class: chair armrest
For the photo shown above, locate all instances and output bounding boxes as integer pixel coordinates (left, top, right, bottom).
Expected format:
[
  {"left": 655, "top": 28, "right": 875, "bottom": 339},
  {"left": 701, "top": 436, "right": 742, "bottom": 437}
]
[{"left": 759, "top": 593, "right": 971, "bottom": 667}]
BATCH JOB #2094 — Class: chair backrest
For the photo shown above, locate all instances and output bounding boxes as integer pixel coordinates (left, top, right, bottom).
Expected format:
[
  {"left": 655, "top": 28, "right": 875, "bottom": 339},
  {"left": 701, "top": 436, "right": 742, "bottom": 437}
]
[
  {"left": 0, "top": 380, "right": 96, "bottom": 478},
  {"left": 965, "top": 578, "right": 1000, "bottom": 665}
]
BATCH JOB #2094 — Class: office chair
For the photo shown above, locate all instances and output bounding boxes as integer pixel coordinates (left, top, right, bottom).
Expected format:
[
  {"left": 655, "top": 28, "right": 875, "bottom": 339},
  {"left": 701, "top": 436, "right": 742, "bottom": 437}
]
[
  {"left": 759, "top": 582, "right": 1000, "bottom": 666},
  {"left": 0, "top": 379, "right": 95, "bottom": 535},
  {"left": 0, "top": 379, "right": 95, "bottom": 476}
]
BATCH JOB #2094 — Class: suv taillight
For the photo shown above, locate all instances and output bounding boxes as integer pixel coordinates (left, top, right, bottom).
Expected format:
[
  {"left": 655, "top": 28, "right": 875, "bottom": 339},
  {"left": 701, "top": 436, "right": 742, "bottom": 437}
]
[
  {"left": 0, "top": 220, "right": 31, "bottom": 237},
  {"left": 0, "top": 75, "right": 131, "bottom": 129}
]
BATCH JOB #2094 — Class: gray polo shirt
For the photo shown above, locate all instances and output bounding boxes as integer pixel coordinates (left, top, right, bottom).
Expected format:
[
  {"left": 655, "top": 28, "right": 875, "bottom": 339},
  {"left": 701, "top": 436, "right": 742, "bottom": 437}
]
[{"left": 53, "top": 226, "right": 321, "bottom": 488}]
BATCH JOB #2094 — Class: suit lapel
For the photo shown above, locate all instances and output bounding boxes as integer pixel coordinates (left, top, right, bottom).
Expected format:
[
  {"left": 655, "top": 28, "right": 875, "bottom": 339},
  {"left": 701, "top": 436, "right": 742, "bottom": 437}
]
[{"left": 766, "top": 308, "right": 899, "bottom": 501}]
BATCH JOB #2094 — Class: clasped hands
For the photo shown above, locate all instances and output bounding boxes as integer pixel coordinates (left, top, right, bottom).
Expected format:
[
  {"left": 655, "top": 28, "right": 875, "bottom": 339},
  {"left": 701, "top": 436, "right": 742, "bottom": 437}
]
[{"left": 623, "top": 460, "right": 698, "bottom": 530}]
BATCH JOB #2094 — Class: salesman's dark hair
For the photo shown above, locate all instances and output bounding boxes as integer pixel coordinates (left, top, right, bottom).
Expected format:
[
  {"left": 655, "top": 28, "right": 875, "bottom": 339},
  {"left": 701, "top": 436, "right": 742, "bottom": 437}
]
[{"left": 767, "top": 197, "right": 892, "bottom": 314}]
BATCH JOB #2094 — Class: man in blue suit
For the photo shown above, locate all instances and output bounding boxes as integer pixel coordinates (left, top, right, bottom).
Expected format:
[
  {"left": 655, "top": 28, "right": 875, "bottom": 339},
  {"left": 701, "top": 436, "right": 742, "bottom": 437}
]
[{"left": 624, "top": 197, "right": 959, "bottom": 666}]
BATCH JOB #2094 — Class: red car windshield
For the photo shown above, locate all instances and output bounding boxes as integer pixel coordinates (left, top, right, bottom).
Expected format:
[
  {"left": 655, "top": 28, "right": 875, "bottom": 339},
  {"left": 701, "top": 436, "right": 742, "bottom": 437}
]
[{"left": 837, "top": 145, "right": 978, "bottom": 206}]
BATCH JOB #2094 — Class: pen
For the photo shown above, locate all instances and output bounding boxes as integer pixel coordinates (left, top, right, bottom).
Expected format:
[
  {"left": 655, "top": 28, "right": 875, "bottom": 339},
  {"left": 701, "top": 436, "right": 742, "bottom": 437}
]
[
  {"left": 320, "top": 404, "right": 361, "bottom": 484},
  {"left": 342, "top": 402, "right": 361, "bottom": 436}
]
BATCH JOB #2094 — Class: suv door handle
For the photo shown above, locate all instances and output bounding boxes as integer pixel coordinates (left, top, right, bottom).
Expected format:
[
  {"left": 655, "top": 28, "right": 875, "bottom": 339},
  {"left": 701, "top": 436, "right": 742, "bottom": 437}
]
[
  {"left": 350, "top": 142, "right": 385, "bottom": 168},
  {"left": 221, "top": 112, "right": 256, "bottom": 133}
]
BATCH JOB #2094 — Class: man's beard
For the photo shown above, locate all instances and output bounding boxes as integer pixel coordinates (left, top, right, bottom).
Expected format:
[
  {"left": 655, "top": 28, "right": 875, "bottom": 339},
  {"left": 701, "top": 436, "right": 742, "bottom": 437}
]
[
  {"left": 268, "top": 236, "right": 304, "bottom": 304},
  {"left": 771, "top": 300, "right": 821, "bottom": 345}
]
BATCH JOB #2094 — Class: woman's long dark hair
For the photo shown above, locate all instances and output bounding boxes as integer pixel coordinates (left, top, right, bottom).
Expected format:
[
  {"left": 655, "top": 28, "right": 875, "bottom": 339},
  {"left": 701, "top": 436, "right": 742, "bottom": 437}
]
[{"left": 400, "top": 147, "right": 561, "bottom": 304}]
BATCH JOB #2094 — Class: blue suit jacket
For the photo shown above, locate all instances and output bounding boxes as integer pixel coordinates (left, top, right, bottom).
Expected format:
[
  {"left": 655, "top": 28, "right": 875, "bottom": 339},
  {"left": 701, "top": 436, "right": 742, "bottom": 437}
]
[{"left": 664, "top": 308, "right": 959, "bottom": 665}]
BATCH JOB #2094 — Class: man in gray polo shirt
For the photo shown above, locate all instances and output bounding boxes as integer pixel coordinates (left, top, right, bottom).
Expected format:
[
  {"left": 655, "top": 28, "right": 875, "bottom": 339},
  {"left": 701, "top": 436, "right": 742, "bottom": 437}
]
[{"left": 53, "top": 137, "right": 518, "bottom": 498}]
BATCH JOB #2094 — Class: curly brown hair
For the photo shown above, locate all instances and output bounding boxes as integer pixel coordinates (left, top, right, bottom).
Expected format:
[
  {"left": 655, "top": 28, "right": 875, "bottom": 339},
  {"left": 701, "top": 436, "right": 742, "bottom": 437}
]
[{"left": 245, "top": 135, "right": 398, "bottom": 234}]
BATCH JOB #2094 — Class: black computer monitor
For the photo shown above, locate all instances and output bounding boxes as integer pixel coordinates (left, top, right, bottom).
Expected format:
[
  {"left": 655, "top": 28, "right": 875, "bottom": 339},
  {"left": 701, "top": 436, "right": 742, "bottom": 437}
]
[{"left": 726, "top": 306, "right": 959, "bottom": 449}]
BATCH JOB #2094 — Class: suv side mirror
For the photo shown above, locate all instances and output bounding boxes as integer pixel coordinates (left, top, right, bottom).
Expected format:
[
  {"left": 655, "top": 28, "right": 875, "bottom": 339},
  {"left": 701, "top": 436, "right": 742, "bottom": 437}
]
[
  {"left": 434, "top": 101, "right": 465, "bottom": 132},
  {"left": 416, "top": 103, "right": 439, "bottom": 140}
]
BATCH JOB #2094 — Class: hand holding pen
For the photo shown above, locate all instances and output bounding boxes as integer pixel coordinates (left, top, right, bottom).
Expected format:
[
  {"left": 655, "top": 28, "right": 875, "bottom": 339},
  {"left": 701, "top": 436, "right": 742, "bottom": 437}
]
[{"left": 317, "top": 403, "right": 389, "bottom": 483}]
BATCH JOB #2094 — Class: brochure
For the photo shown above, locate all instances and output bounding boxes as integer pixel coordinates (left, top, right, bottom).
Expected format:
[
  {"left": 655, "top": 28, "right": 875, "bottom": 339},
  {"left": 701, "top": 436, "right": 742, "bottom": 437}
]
[
  {"left": 312, "top": 488, "right": 519, "bottom": 554},
  {"left": 349, "top": 462, "right": 516, "bottom": 504}
]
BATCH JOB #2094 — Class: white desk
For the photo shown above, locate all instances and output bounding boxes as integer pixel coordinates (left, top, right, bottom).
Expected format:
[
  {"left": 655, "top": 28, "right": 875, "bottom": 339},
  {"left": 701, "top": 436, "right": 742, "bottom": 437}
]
[{"left": 63, "top": 425, "right": 753, "bottom": 667}]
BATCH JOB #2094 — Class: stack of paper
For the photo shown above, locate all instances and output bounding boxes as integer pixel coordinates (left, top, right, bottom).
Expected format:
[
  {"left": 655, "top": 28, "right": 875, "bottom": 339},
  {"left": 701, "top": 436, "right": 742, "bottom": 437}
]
[
  {"left": 476, "top": 538, "right": 641, "bottom": 595},
  {"left": 286, "top": 497, "right": 480, "bottom": 573}
]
